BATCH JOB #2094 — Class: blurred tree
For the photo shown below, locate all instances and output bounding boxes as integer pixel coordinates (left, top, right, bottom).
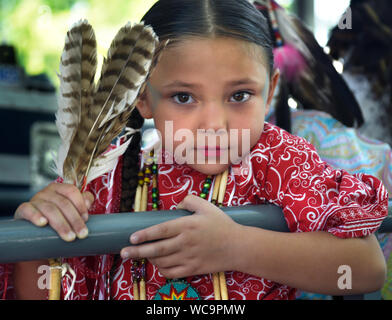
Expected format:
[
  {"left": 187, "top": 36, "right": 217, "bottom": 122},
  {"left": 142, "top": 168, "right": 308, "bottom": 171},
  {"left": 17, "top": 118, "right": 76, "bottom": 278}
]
[
  {"left": 42, "top": 0, "right": 79, "bottom": 12},
  {"left": 0, "top": 0, "right": 158, "bottom": 88}
]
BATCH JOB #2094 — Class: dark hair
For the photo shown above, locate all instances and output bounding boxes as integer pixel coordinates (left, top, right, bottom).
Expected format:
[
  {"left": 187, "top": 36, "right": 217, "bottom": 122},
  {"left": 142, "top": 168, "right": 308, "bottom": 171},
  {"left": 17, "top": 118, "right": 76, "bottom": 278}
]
[
  {"left": 113, "top": 0, "right": 274, "bottom": 293},
  {"left": 141, "top": 0, "right": 274, "bottom": 73}
]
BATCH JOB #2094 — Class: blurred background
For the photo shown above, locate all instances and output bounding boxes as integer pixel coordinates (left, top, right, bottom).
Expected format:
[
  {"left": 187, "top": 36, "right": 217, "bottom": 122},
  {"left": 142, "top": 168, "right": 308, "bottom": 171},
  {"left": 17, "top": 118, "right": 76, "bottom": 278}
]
[{"left": 0, "top": 0, "right": 349, "bottom": 88}]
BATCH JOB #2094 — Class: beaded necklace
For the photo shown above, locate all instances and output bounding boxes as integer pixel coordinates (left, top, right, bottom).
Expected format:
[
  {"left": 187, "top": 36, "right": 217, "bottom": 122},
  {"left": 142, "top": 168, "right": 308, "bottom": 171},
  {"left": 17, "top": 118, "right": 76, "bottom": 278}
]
[{"left": 131, "top": 150, "right": 229, "bottom": 300}]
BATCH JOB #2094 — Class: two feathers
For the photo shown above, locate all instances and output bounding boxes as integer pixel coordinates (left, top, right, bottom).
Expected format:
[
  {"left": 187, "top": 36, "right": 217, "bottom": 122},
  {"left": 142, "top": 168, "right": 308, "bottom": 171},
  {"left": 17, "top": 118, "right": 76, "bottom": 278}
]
[{"left": 55, "top": 20, "right": 159, "bottom": 190}]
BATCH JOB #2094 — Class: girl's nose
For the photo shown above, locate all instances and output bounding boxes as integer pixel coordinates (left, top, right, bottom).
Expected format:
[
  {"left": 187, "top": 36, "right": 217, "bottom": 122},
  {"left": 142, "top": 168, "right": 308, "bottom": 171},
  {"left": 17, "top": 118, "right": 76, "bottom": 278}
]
[{"left": 199, "top": 101, "right": 227, "bottom": 132}]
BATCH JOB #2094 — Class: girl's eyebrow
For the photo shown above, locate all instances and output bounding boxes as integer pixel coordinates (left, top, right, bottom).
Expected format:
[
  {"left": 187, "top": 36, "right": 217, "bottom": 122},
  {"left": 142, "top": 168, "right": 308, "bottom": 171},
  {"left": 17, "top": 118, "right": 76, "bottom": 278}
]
[
  {"left": 162, "top": 81, "right": 201, "bottom": 89},
  {"left": 162, "top": 78, "right": 262, "bottom": 89},
  {"left": 225, "top": 78, "right": 262, "bottom": 87}
]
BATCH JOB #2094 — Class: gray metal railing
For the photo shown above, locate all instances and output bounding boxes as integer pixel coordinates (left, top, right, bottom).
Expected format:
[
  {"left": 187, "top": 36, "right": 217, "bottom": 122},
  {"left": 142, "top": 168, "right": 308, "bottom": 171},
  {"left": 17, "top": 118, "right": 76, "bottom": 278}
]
[{"left": 0, "top": 202, "right": 391, "bottom": 264}]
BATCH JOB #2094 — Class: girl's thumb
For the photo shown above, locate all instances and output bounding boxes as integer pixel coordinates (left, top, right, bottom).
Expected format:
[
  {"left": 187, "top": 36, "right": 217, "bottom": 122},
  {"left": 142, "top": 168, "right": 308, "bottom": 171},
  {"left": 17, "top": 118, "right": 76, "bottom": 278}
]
[
  {"left": 177, "top": 194, "right": 210, "bottom": 214},
  {"left": 83, "top": 191, "right": 94, "bottom": 209}
]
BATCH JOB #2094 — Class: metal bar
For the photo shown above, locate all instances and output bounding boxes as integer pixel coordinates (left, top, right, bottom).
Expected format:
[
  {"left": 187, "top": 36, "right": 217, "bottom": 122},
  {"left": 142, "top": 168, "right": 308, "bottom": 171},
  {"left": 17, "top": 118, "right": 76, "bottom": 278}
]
[
  {"left": 0, "top": 203, "right": 391, "bottom": 264},
  {"left": 0, "top": 204, "right": 289, "bottom": 263}
]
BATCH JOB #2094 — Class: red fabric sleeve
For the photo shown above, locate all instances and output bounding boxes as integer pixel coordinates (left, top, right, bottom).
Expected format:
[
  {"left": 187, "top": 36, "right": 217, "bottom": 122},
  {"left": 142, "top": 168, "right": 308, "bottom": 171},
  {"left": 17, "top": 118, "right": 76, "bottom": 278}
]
[{"left": 253, "top": 123, "right": 388, "bottom": 238}]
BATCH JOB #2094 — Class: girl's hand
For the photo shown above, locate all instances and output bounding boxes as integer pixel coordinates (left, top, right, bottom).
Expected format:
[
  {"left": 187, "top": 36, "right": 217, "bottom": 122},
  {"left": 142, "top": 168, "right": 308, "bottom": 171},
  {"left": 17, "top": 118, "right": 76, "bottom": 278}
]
[
  {"left": 14, "top": 182, "right": 94, "bottom": 242},
  {"left": 120, "top": 194, "right": 243, "bottom": 279}
]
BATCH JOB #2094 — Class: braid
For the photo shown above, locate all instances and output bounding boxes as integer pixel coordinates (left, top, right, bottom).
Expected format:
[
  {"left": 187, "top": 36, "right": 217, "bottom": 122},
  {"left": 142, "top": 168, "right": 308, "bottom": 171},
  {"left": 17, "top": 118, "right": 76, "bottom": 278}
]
[
  {"left": 110, "top": 107, "right": 144, "bottom": 297},
  {"left": 120, "top": 108, "right": 145, "bottom": 212}
]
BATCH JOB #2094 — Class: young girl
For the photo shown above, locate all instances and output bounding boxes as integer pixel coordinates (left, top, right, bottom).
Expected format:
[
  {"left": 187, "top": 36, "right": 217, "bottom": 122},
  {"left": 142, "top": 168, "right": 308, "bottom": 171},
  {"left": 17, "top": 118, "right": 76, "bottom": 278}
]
[{"left": 11, "top": 0, "right": 388, "bottom": 300}]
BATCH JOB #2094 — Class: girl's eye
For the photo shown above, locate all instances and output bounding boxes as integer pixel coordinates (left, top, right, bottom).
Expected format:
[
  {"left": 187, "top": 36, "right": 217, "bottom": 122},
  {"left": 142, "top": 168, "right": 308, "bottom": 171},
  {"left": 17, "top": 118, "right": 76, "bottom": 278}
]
[
  {"left": 172, "top": 93, "right": 195, "bottom": 104},
  {"left": 230, "top": 91, "right": 252, "bottom": 103}
]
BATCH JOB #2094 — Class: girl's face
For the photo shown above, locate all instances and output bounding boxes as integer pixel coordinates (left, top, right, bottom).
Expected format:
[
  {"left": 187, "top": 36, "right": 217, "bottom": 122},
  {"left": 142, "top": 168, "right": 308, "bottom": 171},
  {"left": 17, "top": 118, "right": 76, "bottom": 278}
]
[{"left": 137, "top": 37, "right": 279, "bottom": 175}]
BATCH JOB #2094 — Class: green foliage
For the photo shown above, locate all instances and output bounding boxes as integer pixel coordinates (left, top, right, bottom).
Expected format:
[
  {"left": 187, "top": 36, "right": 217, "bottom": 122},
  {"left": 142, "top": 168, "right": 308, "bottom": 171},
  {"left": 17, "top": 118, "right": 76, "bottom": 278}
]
[
  {"left": 41, "top": 0, "right": 79, "bottom": 12},
  {"left": 1, "top": 0, "right": 158, "bottom": 88}
]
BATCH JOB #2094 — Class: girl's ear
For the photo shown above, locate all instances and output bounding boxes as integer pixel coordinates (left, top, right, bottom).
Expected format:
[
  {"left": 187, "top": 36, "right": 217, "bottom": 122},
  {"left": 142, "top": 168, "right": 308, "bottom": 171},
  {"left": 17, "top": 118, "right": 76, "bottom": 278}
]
[
  {"left": 265, "top": 69, "right": 280, "bottom": 115},
  {"left": 135, "top": 85, "right": 153, "bottom": 119}
]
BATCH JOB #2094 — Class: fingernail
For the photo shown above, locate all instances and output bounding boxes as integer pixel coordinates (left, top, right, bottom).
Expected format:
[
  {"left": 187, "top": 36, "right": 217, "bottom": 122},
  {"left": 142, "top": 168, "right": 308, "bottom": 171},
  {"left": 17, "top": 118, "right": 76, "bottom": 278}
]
[
  {"left": 77, "top": 228, "right": 88, "bottom": 239},
  {"left": 121, "top": 250, "right": 129, "bottom": 259},
  {"left": 85, "top": 198, "right": 93, "bottom": 209},
  {"left": 82, "top": 213, "right": 89, "bottom": 221},
  {"left": 38, "top": 217, "right": 48, "bottom": 226},
  {"left": 130, "top": 234, "right": 138, "bottom": 244},
  {"left": 176, "top": 202, "right": 184, "bottom": 209},
  {"left": 64, "top": 231, "right": 76, "bottom": 242}
]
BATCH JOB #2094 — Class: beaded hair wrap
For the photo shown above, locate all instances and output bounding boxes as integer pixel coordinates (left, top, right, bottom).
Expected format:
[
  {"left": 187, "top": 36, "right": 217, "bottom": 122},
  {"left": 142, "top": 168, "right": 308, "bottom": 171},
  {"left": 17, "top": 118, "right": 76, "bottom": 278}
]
[{"left": 131, "top": 151, "right": 156, "bottom": 300}]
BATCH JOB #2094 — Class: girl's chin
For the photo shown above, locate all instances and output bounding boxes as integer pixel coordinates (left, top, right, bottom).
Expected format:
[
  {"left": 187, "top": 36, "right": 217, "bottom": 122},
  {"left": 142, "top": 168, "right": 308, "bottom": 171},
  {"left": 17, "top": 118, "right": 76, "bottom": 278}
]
[{"left": 185, "top": 163, "right": 231, "bottom": 176}]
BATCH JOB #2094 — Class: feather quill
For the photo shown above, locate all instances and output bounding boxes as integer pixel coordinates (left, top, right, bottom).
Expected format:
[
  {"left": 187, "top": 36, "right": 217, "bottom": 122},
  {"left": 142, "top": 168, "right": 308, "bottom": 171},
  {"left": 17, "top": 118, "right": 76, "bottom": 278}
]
[{"left": 55, "top": 20, "right": 159, "bottom": 190}]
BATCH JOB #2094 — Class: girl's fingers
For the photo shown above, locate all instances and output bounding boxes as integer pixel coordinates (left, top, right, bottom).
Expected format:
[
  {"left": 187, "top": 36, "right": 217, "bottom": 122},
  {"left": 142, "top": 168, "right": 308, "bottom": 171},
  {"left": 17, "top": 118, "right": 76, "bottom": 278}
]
[
  {"left": 82, "top": 191, "right": 94, "bottom": 208},
  {"left": 28, "top": 199, "right": 77, "bottom": 242},
  {"left": 82, "top": 191, "right": 94, "bottom": 221},
  {"left": 148, "top": 251, "right": 184, "bottom": 270},
  {"left": 14, "top": 202, "right": 48, "bottom": 227},
  {"left": 47, "top": 183, "right": 91, "bottom": 216},
  {"left": 177, "top": 194, "right": 217, "bottom": 214},
  {"left": 35, "top": 191, "right": 88, "bottom": 240},
  {"left": 130, "top": 217, "right": 186, "bottom": 245},
  {"left": 121, "top": 235, "right": 181, "bottom": 260},
  {"left": 158, "top": 265, "right": 190, "bottom": 280},
  {"left": 14, "top": 183, "right": 93, "bottom": 242}
]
